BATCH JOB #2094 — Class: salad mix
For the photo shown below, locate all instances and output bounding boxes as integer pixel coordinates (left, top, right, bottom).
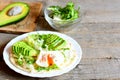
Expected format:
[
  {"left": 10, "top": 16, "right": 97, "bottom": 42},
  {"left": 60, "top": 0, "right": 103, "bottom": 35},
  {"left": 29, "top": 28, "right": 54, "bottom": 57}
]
[
  {"left": 47, "top": 2, "right": 80, "bottom": 21},
  {"left": 10, "top": 33, "right": 76, "bottom": 72}
]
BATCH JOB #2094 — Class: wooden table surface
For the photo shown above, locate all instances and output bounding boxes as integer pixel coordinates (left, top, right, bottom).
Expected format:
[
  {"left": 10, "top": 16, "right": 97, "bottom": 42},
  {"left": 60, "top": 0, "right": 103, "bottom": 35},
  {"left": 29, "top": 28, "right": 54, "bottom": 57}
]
[{"left": 1, "top": 0, "right": 120, "bottom": 80}]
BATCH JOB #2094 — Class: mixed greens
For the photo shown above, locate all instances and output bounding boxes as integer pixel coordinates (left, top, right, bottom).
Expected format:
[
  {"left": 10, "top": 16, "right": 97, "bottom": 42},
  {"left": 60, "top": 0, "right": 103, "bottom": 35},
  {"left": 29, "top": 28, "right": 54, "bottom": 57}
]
[
  {"left": 11, "top": 33, "right": 69, "bottom": 72},
  {"left": 24, "top": 34, "right": 66, "bottom": 50},
  {"left": 47, "top": 2, "right": 80, "bottom": 21}
]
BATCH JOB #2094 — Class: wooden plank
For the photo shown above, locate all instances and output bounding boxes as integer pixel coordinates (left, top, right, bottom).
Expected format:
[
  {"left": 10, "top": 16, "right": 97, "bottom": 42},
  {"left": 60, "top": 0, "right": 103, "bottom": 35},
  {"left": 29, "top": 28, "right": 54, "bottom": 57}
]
[
  {"left": 0, "top": 1, "right": 42, "bottom": 34},
  {"left": 1, "top": 56, "right": 120, "bottom": 80},
  {"left": 13, "top": 0, "right": 120, "bottom": 23},
  {"left": 0, "top": 0, "right": 11, "bottom": 10},
  {"left": 37, "top": 17, "right": 120, "bottom": 59},
  {"left": 38, "top": 0, "right": 120, "bottom": 23},
  {"left": 1, "top": 18, "right": 120, "bottom": 79},
  {"left": 1, "top": 0, "right": 120, "bottom": 80}
]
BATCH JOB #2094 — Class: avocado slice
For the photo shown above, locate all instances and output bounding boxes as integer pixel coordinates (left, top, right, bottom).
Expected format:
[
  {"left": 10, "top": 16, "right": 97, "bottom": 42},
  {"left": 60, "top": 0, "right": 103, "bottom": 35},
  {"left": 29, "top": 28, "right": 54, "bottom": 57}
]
[
  {"left": 12, "top": 41, "right": 38, "bottom": 56},
  {"left": 43, "top": 34, "right": 67, "bottom": 50},
  {"left": 0, "top": 2, "right": 30, "bottom": 27}
]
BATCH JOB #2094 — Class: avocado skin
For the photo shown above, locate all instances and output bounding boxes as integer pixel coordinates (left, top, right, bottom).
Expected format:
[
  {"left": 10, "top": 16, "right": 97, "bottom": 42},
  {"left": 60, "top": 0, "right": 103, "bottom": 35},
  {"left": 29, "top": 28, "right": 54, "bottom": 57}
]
[{"left": 0, "top": 2, "right": 30, "bottom": 27}]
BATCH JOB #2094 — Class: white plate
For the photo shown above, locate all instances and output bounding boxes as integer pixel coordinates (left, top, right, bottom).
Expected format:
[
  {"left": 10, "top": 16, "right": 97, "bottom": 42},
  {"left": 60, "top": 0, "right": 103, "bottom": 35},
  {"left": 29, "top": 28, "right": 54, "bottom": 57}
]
[{"left": 3, "top": 31, "right": 82, "bottom": 77}]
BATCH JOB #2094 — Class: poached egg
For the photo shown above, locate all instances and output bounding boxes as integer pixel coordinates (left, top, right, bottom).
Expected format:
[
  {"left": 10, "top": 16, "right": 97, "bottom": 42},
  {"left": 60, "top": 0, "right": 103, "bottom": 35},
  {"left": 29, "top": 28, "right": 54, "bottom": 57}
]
[{"left": 36, "top": 51, "right": 65, "bottom": 68}]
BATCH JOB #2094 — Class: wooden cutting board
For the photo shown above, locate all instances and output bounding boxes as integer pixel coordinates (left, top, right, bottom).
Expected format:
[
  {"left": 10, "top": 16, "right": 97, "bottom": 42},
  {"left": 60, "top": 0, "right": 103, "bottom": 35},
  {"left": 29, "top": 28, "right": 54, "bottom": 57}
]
[{"left": 0, "top": 0, "right": 42, "bottom": 34}]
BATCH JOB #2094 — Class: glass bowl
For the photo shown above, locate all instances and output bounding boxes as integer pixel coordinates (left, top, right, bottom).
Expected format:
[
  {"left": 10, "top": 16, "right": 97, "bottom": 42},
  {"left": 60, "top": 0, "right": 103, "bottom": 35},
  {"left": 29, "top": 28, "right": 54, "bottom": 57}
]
[{"left": 44, "top": 4, "right": 82, "bottom": 31}]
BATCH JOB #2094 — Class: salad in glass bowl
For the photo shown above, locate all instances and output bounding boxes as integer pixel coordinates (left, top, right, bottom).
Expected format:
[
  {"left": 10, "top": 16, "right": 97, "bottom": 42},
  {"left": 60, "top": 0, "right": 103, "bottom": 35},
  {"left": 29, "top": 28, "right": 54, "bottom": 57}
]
[{"left": 44, "top": 2, "right": 82, "bottom": 31}]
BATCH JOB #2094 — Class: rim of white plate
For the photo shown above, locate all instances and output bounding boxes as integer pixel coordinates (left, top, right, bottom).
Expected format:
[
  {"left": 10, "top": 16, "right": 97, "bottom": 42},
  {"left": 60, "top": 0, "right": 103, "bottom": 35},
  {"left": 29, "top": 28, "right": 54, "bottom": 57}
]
[{"left": 3, "top": 31, "right": 82, "bottom": 77}]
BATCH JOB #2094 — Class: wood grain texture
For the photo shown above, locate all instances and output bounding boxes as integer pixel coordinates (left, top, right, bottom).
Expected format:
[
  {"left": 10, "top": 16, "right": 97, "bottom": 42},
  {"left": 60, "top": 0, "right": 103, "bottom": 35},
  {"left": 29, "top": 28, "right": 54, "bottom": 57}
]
[
  {"left": 0, "top": 0, "right": 120, "bottom": 80},
  {"left": 0, "top": 1, "right": 42, "bottom": 33},
  {"left": 1, "top": 19, "right": 120, "bottom": 80},
  {"left": 36, "top": 0, "right": 120, "bottom": 23}
]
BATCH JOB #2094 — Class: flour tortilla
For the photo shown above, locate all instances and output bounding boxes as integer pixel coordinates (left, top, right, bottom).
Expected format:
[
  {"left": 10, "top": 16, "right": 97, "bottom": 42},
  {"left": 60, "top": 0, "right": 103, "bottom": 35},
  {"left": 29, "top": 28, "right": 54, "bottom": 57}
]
[{"left": 9, "top": 41, "right": 77, "bottom": 73}]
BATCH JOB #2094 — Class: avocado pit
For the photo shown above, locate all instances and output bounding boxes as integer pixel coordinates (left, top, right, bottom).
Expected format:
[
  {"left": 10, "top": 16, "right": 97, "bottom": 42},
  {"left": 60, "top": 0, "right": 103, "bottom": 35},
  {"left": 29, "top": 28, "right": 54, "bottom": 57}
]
[{"left": 8, "top": 6, "right": 22, "bottom": 16}]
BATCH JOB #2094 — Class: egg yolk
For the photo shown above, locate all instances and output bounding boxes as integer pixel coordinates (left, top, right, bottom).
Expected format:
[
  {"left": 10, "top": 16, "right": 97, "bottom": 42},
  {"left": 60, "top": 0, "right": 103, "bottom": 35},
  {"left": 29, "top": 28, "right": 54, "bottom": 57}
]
[{"left": 47, "top": 54, "right": 54, "bottom": 66}]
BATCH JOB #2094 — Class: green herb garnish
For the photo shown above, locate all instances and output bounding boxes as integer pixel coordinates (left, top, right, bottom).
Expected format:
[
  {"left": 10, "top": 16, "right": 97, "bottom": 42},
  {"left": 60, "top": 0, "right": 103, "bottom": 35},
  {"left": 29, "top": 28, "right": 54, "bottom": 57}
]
[
  {"left": 47, "top": 2, "right": 80, "bottom": 21},
  {"left": 36, "top": 64, "right": 59, "bottom": 72}
]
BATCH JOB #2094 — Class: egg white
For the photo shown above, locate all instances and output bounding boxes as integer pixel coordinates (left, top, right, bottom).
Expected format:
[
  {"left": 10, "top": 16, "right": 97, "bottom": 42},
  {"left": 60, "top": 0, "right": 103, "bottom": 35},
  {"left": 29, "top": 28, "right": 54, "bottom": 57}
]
[{"left": 36, "top": 51, "right": 65, "bottom": 68}]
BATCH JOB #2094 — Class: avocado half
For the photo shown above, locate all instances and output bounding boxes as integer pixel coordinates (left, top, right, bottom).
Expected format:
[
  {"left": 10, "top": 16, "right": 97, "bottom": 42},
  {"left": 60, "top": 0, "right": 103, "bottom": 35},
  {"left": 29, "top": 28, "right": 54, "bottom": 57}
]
[{"left": 0, "top": 2, "right": 30, "bottom": 27}]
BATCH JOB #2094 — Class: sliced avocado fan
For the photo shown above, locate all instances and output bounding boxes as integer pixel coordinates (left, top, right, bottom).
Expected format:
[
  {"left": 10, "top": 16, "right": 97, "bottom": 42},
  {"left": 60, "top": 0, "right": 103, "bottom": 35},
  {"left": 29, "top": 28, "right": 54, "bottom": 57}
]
[
  {"left": 12, "top": 41, "right": 38, "bottom": 56},
  {"left": 0, "top": 2, "right": 30, "bottom": 27}
]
